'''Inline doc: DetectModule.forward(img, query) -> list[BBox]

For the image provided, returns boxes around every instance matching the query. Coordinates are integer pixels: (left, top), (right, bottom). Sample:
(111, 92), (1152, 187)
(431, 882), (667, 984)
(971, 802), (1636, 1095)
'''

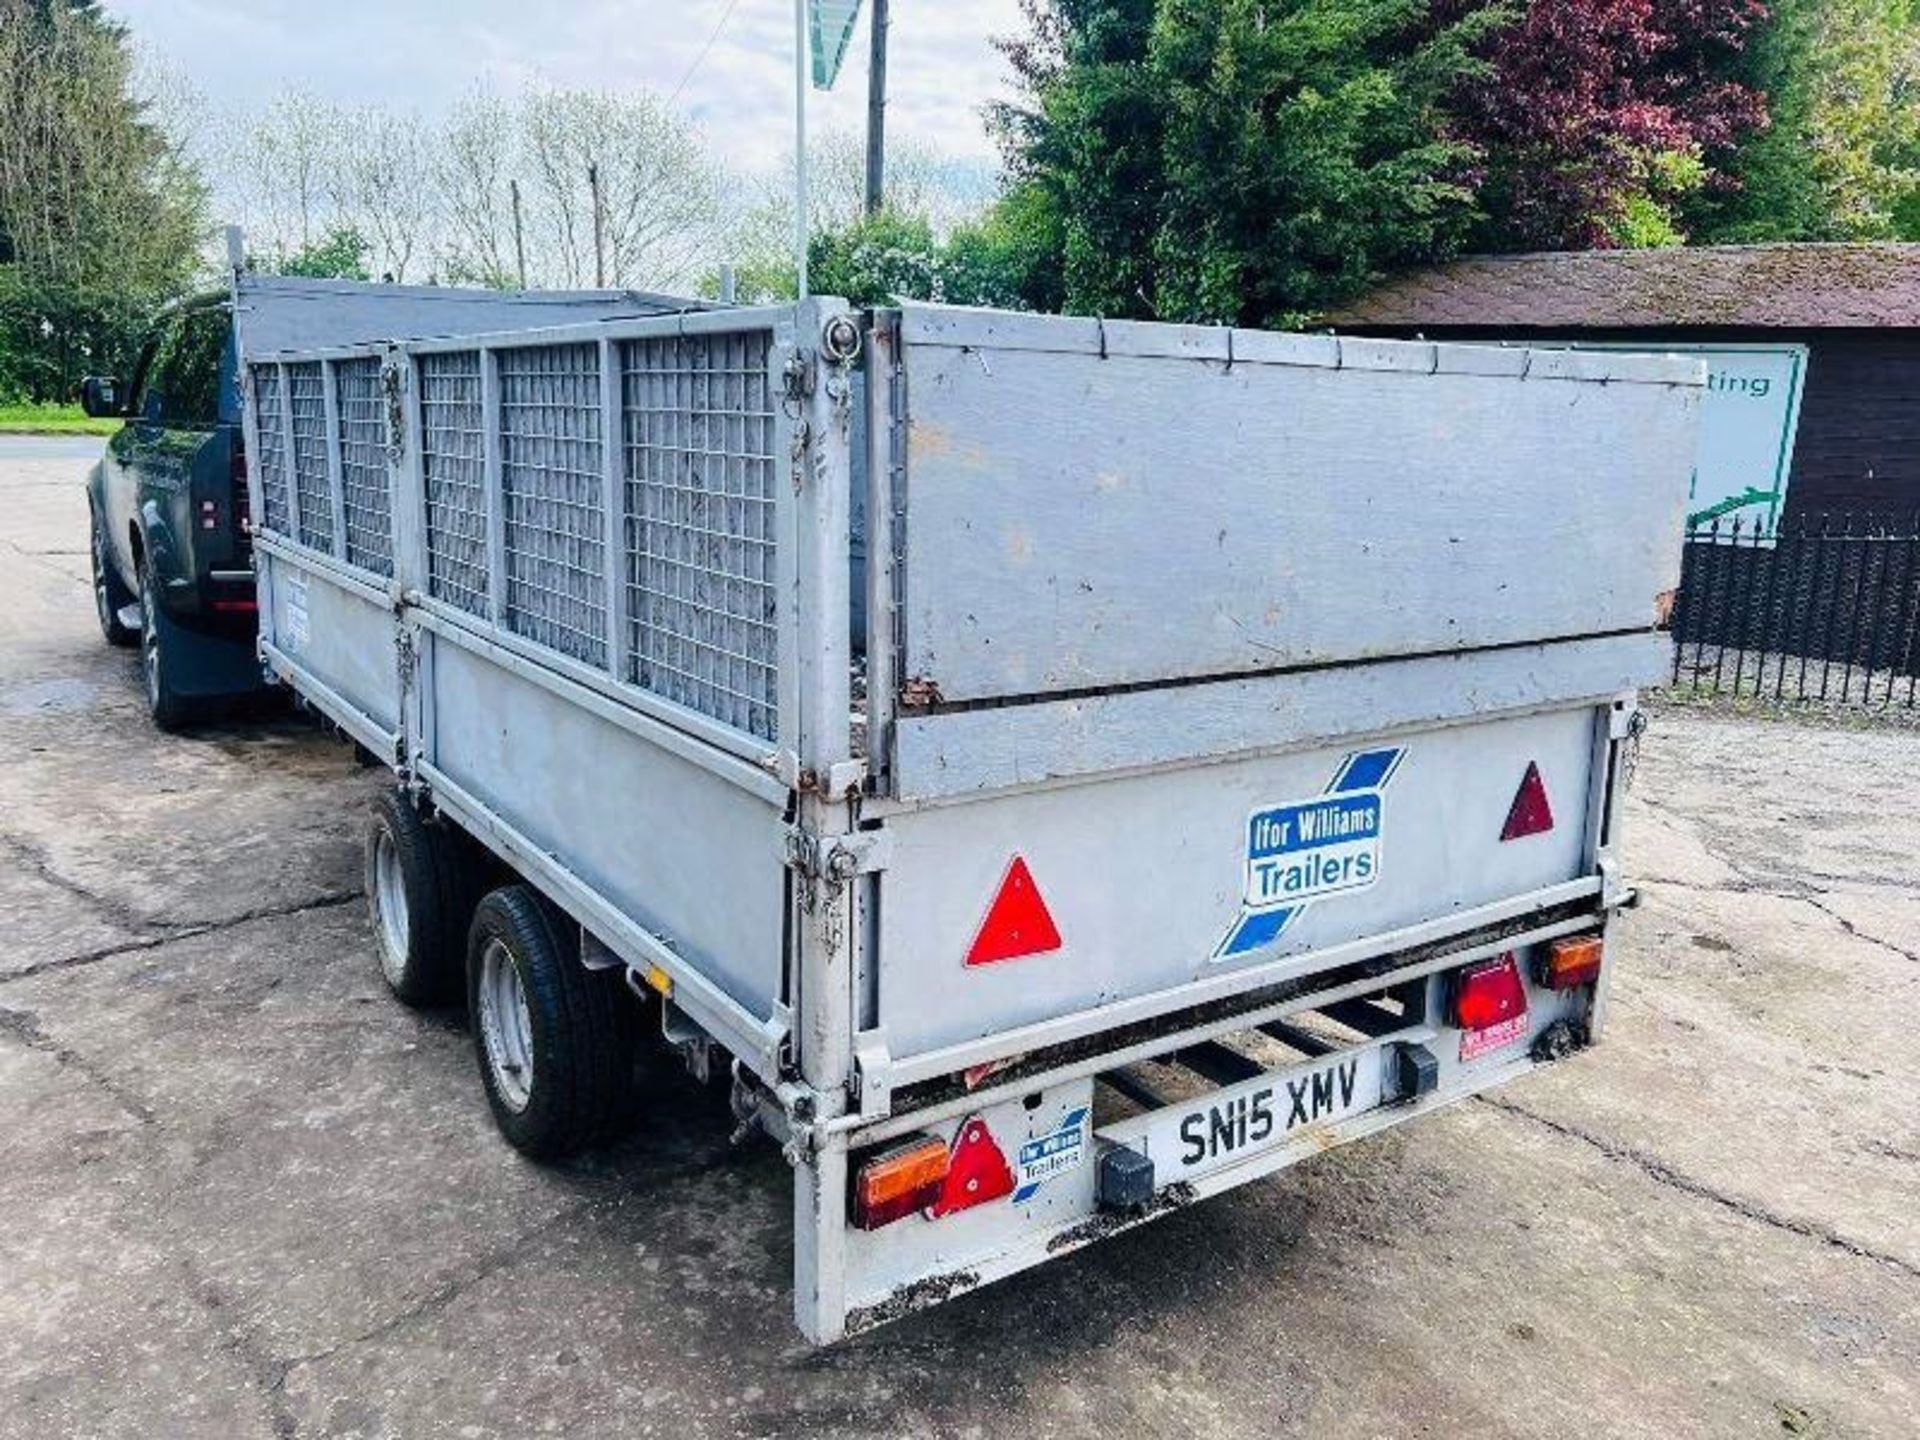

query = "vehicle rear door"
(117, 307), (229, 591)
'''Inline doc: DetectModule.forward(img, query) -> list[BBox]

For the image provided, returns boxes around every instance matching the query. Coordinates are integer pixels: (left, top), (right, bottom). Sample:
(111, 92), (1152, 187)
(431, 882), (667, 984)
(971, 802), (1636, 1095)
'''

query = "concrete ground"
(2, 435), (1916, 1440)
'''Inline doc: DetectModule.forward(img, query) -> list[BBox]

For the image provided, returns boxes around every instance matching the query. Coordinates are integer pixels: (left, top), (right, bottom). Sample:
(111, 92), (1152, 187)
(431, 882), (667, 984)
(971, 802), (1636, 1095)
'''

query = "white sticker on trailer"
(1104, 1045), (1389, 1187)
(284, 574), (310, 651)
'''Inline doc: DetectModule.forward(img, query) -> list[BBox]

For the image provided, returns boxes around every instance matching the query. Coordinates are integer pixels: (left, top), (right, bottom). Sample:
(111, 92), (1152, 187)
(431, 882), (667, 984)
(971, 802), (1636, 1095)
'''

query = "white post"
(794, 0), (810, 298)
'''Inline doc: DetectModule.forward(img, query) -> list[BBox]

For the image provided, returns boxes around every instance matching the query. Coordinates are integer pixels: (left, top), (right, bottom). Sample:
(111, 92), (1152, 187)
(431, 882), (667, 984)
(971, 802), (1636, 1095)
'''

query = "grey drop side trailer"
(233, 276), (1702, 1342)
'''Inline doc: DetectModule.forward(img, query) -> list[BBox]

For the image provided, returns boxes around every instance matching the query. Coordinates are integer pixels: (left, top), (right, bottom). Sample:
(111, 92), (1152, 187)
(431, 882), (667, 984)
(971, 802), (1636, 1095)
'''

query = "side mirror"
(79, 375), (122, 418)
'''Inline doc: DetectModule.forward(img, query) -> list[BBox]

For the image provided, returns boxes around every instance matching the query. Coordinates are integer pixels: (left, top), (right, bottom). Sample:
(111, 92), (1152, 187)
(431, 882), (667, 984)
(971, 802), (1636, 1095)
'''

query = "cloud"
(107, 0), (1027, 172)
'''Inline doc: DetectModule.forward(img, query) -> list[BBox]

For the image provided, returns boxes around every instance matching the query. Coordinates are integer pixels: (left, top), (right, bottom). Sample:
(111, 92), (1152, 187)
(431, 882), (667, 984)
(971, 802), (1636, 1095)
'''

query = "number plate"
(1102, 1044), (1391, 1187)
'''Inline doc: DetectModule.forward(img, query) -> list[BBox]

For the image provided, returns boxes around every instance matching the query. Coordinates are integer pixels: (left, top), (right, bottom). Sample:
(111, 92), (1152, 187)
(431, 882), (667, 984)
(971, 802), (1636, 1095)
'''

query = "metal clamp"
(785, 828), (893, 884)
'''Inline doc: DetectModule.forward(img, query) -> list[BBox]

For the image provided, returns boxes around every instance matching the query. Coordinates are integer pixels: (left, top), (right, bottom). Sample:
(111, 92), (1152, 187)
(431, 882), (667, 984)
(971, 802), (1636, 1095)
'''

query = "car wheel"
(365, 788), (480, 1008)
(137, 550), (193, 731)
(92, 514), (138, 648)
(468, 885), (634, 1161)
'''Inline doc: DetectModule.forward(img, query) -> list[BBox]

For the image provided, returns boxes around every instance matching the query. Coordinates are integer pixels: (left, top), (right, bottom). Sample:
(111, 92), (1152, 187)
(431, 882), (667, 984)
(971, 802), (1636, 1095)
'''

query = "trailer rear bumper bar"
(837, 1036), (1555, 1339)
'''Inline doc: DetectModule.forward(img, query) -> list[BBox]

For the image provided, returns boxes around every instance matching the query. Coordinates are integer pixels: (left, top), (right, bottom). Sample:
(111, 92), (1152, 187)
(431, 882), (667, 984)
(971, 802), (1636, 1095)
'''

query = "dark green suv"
(83, 295), (264, 728)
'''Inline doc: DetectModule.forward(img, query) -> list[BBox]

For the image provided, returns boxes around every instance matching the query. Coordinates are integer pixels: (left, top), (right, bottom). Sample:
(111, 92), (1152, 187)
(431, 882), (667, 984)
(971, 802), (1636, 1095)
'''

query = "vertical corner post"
(320, 359), (348, 561)
(481, 347), (507, 628)
(600, 336), (627, 681)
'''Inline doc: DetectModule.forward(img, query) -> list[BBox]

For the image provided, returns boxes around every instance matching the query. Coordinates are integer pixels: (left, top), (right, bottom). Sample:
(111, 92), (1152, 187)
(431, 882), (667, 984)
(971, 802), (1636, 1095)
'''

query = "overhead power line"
(668, 0), (746, 109)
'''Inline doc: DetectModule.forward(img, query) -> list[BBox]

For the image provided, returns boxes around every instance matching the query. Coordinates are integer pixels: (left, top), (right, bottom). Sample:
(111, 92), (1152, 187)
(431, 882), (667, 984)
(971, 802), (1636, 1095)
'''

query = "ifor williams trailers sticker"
(1215, 747), (1407, 961)
(1012, 1106), (1088, 1203)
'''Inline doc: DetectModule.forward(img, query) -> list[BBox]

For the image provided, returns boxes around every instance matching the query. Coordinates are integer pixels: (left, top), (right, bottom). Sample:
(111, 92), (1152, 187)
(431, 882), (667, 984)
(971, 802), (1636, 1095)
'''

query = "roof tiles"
(1330, 244), (1920, 330)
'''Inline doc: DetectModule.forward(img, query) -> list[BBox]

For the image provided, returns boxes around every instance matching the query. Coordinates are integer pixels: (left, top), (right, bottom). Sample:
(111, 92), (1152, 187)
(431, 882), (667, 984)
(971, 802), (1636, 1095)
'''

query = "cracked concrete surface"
(2, 437), (1917, 1438)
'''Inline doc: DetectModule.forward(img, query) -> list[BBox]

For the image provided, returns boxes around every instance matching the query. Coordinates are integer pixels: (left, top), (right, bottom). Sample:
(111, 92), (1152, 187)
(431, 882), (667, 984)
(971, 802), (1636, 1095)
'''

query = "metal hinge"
(395, 627), (418, 689)
(785, 828), (892, 884)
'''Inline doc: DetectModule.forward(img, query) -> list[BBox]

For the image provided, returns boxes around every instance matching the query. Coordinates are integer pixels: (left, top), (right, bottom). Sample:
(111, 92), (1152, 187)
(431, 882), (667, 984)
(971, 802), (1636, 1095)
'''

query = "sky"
(104, 0), (1028, 173)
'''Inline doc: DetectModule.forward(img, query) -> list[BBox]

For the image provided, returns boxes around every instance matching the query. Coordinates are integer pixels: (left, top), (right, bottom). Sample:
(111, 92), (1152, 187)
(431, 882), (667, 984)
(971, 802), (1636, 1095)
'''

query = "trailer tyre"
(467, 885), (632, 1161)
(366, 789), (475, 1007)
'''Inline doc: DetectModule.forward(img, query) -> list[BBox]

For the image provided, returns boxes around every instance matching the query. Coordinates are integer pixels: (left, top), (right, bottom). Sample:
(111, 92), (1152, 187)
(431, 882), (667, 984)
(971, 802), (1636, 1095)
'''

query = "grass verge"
(0, 402), (118, 436)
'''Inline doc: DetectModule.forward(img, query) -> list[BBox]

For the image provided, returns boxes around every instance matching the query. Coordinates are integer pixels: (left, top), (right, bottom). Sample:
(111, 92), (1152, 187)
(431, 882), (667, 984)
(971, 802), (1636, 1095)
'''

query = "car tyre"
(138, 548), (193, 730)
(468, 885), (633, 1161)
(365, 788), (479, 1008)
(92, 512), (138, 648)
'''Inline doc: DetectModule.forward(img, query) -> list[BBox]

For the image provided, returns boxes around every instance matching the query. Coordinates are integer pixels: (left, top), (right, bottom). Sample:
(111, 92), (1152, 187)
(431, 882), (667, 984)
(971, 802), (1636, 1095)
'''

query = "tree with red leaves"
(1458, 0), (1772, 249)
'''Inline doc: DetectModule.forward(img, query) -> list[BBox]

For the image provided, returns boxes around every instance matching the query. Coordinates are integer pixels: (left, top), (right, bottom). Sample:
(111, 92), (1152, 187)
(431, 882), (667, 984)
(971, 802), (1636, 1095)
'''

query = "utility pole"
(794, 0), (810, 297)
(864, 0), (889, 217)
(588, 162), (607, 288)
(509, 179), (528, 290)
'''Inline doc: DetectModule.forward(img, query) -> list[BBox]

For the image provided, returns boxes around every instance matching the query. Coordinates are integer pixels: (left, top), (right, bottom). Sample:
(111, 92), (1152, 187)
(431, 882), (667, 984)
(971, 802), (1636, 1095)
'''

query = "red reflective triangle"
(929, 1115), (1015, 1216)
(965, 855), (1063, 966)
(1501, 761), (1556, 841)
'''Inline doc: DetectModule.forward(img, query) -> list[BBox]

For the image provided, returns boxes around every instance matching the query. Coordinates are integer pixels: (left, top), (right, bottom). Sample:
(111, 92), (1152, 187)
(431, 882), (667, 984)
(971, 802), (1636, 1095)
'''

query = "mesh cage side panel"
(499, 344), (607, 666)
(621, 331), (779, 742)
(420, 352), (490, 617)
(287, 363), (334, 552)
(336, 357), (393, 577)
(252, 365), (292, 536)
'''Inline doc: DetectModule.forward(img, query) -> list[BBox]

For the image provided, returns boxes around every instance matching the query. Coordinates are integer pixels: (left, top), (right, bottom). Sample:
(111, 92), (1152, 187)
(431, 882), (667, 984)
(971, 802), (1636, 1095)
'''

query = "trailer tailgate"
(875, 702), (1611, 1064)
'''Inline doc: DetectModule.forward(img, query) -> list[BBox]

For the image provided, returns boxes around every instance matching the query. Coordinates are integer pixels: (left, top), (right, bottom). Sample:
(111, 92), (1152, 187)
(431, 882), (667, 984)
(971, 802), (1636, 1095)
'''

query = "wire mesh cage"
(287, 362), (335, 554)
(419, 351), (491, 618)
(619, 331), (781, 742)
(252, 365), (292, 536)
(498, 344), (607, 667)
(335, 357), (394, 578)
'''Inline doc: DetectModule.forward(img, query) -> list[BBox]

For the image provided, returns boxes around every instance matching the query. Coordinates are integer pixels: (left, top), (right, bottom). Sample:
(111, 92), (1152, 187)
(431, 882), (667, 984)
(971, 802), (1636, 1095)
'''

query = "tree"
(0, 0), (207, 399)
(1691, 0), (1920, 242)
(994, 0), (1504, 326)
(1455, 0), (1771, 251)
(264, 227), (373, 281)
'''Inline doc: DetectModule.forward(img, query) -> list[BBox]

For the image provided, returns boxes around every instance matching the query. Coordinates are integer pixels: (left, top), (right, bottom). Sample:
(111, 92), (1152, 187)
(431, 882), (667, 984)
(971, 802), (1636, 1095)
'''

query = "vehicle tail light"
(231, 449), (252, 536)
(199, 499), (219, 532)
(1541, 935), (1604, 990)
(852, 1136), (950, 1231)
(929, 1115), (1015, 1217)
(1454, 953), (1527, 1032)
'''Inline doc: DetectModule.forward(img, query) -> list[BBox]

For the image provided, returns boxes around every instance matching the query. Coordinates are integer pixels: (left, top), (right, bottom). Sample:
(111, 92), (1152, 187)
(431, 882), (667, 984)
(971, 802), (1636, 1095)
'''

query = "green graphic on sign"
(1569, 342), (1809, 536)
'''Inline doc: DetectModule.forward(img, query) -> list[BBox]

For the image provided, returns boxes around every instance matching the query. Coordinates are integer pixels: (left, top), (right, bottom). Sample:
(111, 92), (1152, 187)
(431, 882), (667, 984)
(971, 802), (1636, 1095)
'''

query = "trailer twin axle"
(232, 275), (1699, 1341)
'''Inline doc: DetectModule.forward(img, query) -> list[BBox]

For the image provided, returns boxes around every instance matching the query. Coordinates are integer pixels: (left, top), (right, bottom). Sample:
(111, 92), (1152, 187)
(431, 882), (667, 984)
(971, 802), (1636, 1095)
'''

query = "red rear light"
(1454, 956), (1526, 1030)
(1454, 953), (1530, 1060)
(852, 1136), (950, 1231)
(231, 449), (252, 535)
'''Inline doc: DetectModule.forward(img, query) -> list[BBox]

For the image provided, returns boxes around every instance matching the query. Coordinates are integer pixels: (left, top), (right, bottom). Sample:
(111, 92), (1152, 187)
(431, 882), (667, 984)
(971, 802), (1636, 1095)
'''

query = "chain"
(1622, 708), (1649, 790)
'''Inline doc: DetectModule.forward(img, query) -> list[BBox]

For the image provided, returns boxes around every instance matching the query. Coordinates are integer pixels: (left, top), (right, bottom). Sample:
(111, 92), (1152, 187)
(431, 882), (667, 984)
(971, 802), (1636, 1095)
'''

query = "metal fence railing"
(1669, 513), (1920, 708)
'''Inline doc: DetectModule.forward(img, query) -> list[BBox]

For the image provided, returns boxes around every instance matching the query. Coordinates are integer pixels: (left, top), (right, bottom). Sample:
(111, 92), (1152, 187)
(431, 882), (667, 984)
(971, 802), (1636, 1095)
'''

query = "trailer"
(231, 273), (1701, 1342)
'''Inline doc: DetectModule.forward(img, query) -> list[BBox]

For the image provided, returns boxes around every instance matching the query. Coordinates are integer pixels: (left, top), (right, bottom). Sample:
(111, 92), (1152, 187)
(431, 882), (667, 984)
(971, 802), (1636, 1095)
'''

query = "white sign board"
(1569, 343), (1809, 535)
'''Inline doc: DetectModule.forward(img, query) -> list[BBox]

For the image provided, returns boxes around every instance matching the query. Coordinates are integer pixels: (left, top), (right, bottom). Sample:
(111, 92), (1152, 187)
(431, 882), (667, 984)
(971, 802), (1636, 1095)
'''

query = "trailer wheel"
(365, 789), (475, 1007)
(467, 885), (632, 1160)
